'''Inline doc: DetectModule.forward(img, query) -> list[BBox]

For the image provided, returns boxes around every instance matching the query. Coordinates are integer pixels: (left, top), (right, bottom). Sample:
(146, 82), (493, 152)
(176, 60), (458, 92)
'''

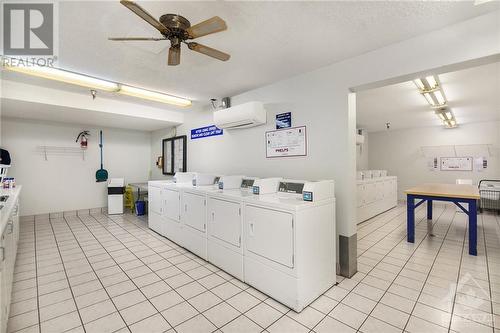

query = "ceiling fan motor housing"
(160, 14), (191, 40)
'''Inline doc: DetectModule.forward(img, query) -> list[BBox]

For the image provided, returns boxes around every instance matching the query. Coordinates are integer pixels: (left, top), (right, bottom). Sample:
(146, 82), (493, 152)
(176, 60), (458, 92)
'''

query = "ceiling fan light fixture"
(3, 62), (119, 92)
(118, 85), (191, 107)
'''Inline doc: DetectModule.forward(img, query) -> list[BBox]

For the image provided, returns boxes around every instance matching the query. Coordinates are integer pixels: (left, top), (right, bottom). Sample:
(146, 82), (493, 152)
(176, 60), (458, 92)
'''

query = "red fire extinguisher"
(76, 131), (90, 149)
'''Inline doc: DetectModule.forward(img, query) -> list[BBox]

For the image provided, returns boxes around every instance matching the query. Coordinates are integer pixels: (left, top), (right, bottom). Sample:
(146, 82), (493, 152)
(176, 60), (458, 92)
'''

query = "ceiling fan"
(109, 0), (230, 66)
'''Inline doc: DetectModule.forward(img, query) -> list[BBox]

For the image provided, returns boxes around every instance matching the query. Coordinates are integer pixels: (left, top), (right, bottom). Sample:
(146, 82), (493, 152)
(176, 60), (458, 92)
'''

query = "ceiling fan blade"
(187, 16), (227, 39)
(120, 0), (170, 35)
(168, 47), (181, 66)
(187, 42), (230, 61)
(108, 37), (166, 41)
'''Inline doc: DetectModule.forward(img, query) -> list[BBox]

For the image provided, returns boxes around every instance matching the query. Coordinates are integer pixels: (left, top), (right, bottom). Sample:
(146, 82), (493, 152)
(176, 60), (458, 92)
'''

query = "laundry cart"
(478, 180), (500, 214)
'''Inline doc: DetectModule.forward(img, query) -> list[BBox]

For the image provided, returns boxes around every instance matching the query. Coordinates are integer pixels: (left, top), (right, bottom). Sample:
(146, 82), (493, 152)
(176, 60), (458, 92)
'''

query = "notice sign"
(276, 112), (292, 129)
(191, 125), (223, 140)
(266, 126), (307, 158)
(440, 157), (473, 171)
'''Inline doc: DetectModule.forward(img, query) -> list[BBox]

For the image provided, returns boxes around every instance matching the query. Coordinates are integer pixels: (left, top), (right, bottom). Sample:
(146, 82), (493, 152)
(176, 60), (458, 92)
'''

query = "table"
(128, 182), (148, 202)
(405, 183), (480, 255)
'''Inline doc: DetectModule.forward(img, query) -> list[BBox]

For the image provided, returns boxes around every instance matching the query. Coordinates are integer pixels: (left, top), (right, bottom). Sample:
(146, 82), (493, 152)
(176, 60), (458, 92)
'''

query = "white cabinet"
(357, 176), (398, 223)
(0, 196), (20, 333)
(245, 205), (294, 268)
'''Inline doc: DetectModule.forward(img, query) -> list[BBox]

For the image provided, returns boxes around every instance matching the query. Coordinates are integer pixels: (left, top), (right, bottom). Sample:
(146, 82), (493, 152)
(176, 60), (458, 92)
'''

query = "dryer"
(242, 179), (336, 312)
(180, 173), (219, 260)
(206, 176), (257, 280)
(160, 172), (199, 245)
(148, 179), (176, 234)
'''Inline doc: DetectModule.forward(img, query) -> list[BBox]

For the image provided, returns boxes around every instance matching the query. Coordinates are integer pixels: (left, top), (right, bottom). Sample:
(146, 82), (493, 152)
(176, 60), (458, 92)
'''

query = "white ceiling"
(1, 99), (178, 131)
(5, 0), (497, 106)
(356, 61), (500, 132)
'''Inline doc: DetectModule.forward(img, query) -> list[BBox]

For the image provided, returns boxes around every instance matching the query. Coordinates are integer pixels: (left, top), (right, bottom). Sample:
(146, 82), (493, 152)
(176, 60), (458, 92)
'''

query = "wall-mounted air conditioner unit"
(214, 101), (266, 129)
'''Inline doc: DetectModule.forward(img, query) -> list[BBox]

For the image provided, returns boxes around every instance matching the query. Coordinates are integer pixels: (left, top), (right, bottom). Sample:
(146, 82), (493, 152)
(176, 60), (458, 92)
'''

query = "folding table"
(405, 183), (480, 255)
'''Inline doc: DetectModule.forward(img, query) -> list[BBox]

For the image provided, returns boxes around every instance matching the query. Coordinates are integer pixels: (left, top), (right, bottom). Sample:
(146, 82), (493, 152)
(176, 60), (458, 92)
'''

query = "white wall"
(172, 11), (500, 240)
(368, 121), (500, 199)
(150, 127), (176, 181)
(1, 118), (152, 216)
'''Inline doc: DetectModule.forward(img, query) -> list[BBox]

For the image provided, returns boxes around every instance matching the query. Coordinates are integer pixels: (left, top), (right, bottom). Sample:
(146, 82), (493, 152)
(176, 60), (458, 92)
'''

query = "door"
(148, 186), (162, 214)
(208, 198), (241, 247)
(163, 188), (181, 221)
(245, 205), (294, 268)
(183, 192), (206, 232)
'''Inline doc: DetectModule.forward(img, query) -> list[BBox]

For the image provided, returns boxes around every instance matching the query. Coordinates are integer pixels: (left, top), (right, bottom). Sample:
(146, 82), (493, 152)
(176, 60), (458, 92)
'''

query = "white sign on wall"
(266, 126), (307, 158)
(440, 157), (473, 171)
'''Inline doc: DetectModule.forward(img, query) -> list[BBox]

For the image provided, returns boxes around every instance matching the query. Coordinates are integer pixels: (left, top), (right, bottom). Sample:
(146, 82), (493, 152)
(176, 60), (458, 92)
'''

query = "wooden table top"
(405, 183), (480, 199)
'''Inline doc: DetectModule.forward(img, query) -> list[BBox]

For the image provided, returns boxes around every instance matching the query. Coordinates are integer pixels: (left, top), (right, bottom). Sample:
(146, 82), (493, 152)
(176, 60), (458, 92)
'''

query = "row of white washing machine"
(148, 172), (336, 312)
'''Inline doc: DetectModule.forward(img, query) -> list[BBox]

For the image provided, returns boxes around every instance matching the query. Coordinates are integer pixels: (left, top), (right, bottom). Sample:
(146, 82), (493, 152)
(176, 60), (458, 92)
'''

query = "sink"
(0, 195), (8, 203)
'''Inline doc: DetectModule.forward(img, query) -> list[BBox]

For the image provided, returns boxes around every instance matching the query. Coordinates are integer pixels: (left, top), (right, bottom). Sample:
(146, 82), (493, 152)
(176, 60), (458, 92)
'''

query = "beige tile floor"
(7, 203), (500, 333)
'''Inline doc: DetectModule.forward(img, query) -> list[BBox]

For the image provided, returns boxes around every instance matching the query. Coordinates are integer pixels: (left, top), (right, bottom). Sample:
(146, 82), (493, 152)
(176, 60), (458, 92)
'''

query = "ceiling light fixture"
(118, 85), (192, 107)
(2, 60), (192, 107)
(425, 76), (438, 90)
(415, 74), (457, 128)
(3, 62), (120, 92)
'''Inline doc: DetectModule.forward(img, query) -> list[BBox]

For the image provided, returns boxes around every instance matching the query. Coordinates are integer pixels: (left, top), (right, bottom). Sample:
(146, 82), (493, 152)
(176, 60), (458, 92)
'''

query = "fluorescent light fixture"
(426, 76), (438, 90)
(3, 63), (119, 92)
(118, 85), (192, 107)
(434, 90), (446, 106)
(413, 79), (425, 90)
(422, 92), (435, 106)
(2, 60), (192, 107)
(475, 0), (494, 5)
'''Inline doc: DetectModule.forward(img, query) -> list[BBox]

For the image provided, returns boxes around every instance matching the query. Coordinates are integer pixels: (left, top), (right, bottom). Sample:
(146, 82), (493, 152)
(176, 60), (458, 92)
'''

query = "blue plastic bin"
(135, 200), (145, 216)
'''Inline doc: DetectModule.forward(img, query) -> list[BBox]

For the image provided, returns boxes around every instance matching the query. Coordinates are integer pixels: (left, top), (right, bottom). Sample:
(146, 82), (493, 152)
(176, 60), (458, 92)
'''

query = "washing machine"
(160, 172), (198, 244)
(206, 176), (257, 280)
(242, 179), (336, 312)
(148, 180), (172, 234)
(180, 173), (220, 260)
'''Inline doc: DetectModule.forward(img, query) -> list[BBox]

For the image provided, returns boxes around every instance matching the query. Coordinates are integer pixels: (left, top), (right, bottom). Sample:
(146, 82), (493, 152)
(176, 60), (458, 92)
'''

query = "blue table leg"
(427, 199), (433, 220)
(407, 195), (415, 243)
(468, 199), (477, 256)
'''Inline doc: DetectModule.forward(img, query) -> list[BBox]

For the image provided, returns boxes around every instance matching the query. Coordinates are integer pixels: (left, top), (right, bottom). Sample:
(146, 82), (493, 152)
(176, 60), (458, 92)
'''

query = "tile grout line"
(46, 218), (87, 332)
(99, 213), (291, 332)
(55, 215), (130, 332)
(445, 210), (468, 333)
(360, 203), (451, 333)
(102, 213), (297, 332)
(308, 204), (446, 332)
(82, 212), (231, 332)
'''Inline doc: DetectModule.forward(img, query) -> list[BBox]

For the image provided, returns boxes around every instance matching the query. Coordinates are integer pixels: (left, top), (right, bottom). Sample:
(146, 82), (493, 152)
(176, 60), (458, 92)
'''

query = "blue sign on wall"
(276, 112), (292, 129)
(191, 125), (223, 140)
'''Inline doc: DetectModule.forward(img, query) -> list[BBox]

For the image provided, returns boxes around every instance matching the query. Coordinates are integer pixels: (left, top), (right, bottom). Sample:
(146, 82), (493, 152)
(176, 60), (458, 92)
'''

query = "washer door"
(245, 205), (294, 268)
(208, 198), (241, 247)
